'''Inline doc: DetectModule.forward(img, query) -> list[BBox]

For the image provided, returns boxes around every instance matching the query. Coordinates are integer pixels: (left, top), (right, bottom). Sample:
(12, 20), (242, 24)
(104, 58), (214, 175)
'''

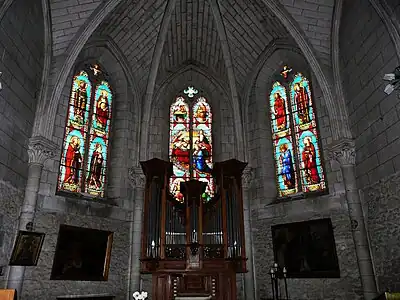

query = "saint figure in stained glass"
(58, 65), (113, 199)
(169, 90), (213, 203)
(63, 134), (83, 188)
(279, 143), (295, 189)
(96, 90), (109, 129)
(273, 91), (287, 131)
(270, 68), (327, 197)
(87, 143), (104, 189)
(301, 136), (320, 185)
(193, 129), (212, 173)
(293, 82), (310, 124)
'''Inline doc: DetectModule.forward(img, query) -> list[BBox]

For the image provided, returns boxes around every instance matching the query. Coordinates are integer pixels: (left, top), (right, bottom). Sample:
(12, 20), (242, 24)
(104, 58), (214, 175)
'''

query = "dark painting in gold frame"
(50, 225), (113, 281)
(9, 231), (45, 266)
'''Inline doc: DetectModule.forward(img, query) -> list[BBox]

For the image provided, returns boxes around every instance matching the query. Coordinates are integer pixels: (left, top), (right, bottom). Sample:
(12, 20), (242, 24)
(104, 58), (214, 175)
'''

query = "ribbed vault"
(93, 0), (298, 96)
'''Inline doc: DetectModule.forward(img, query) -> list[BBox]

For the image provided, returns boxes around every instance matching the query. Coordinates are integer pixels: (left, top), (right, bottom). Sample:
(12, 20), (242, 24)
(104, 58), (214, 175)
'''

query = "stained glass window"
(58, 65), (113, 199)
(270, 70), (326, 198)
(169, 90), (214, 203)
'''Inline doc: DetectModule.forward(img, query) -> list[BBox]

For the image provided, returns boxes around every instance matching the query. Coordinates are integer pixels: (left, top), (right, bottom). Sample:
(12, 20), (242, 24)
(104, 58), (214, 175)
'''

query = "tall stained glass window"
(270, 68), (326, 198)
(58, 64), (113, 199)
(169, 87), (214, 203)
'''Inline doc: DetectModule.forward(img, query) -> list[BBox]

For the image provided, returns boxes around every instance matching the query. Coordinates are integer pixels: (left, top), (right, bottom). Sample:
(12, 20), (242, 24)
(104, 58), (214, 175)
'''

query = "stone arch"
(38, 0), (125, 139)
(247, 48), (341, 206)
(47, 45), (137, 206)
(33, 0), (53, 135)
(146, 66), (235, 163)
(259, 0), (347, 141)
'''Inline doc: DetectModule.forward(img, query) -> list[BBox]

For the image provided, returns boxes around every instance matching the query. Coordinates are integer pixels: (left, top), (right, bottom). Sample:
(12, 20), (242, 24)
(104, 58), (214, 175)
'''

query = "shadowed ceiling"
(93, 0), (334, 96)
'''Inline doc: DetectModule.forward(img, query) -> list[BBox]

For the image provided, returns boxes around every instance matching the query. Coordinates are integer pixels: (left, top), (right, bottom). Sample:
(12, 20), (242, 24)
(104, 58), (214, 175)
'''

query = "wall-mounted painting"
(272, 218), (340, 278)
(50, 225), (113, 281)
(9, 231), (45, 266)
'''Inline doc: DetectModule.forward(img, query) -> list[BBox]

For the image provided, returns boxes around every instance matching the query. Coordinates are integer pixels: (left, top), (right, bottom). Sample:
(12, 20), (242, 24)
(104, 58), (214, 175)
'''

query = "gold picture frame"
(9, 231), (45, 266)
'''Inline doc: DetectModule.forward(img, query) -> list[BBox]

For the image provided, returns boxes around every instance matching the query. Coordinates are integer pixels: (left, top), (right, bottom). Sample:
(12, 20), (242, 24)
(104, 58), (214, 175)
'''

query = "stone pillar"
(242, 167), (256, 300)
(128, 167), (146, 298)
(329, 140), (378, 300)
(7, 136), (57, 294)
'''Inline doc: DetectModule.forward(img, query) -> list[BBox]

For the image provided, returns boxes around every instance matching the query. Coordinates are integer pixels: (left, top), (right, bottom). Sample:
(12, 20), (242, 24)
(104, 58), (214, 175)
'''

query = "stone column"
(329, 140), (378, 300)
(242, 167), (256, 300)
(127, 167), (146, 298)
(7, 136), (57, 294)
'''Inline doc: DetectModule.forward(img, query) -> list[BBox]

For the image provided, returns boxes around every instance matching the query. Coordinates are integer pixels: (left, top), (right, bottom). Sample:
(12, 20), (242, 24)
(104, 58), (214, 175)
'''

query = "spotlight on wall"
(383, 66), (400, 95)
(0, 72), (2, 91)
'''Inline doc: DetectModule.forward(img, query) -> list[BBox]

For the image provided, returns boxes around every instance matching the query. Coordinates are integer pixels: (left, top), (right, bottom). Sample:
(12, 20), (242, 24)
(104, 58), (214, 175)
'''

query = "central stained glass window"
(169, 89), (213, 203)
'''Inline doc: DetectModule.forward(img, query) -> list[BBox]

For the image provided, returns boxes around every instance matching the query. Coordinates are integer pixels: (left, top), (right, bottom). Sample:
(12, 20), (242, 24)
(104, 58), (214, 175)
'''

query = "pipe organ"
(140, 158), (247, 300)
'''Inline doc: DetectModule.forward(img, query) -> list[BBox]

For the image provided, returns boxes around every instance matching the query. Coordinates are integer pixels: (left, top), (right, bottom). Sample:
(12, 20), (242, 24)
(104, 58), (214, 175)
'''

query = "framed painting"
(9, 231), (45, 266)
(272, 218), (340, 278)
(50, 225), (113, 281)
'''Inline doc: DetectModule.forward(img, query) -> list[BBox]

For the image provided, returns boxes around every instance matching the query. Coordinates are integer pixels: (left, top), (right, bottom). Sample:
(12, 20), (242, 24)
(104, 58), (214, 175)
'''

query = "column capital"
(128, 167), (146, 189)
(242, 166), (254, 190)
(27, 136), (58, 166)
(328, 139), (356, 166)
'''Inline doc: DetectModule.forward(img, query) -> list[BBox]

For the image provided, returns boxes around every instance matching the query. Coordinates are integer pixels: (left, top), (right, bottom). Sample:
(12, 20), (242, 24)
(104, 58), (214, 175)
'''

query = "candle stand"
(268, 262), (289, 300)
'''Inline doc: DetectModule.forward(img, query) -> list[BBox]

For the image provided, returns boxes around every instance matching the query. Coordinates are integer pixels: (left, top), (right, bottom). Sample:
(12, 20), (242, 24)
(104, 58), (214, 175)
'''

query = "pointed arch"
(58, 65), (113, 199)
(270, 71), (327, 198)
(169, 90), (214, 203)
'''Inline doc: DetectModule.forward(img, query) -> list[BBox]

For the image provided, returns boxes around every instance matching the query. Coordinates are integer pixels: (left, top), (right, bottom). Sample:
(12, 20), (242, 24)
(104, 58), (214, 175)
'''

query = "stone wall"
(251, 196), (363, 300)
(0, 181), (24, 288)
(21, 202), (131, 300)
(0, 0), (44, 188)
(340, 0), (400, 294)
(363, 172), (400, 292)
(151, 68), (236, 161)
(340, 0), (400, 188)
(246, 47), (354, 298)
(0, 0), (45, 290)
(15, 45), (138, 299)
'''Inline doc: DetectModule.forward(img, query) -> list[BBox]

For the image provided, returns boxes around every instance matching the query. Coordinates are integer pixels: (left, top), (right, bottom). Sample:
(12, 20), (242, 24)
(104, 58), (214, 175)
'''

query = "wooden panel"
(152, 274), (172, 300)
(152, 272), (235, 300)
(0, 289), (16, 300)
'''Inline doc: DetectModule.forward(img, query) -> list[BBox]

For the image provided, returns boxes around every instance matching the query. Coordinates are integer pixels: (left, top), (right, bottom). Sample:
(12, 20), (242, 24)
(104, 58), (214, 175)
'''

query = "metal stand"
(268, 262), (289, 300)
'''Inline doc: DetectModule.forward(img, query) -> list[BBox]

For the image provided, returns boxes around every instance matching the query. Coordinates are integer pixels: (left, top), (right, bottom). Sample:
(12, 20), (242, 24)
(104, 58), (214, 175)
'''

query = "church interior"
(0, 0), (399, 299)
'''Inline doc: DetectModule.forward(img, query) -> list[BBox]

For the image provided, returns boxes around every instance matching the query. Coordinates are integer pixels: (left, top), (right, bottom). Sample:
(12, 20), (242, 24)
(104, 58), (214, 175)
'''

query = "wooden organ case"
(140, 158), (247, 300)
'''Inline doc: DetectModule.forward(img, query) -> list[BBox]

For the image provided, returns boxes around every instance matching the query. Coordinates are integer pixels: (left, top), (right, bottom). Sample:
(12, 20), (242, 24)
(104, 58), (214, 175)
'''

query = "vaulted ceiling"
(63, 0), (336, 96)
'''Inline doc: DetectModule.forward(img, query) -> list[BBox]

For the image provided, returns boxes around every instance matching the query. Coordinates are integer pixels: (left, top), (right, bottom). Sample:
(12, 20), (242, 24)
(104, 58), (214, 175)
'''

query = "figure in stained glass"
(63, 135), (83, 186)
(171, 131), (191, 170)
(87, 143), (104, 189)
(194, 102), (208, 123)
(293, 82), (310, 124)
(301, 136), (320, 185)
(74, 82), (88, 121)
(96, 90), (109, 130)
(193, 130), (212, 174)
(273, 92), (287, 131)
(279, 143), (295, 189)
(270, 82), (290, 138)
(69, 72), (91, 128)
(171, 97), (189, 123)
(169, 90), (214, 202)
(170, 177), (186, 203)
(270, 68), (327, 197)
(58, 65), (113, 199)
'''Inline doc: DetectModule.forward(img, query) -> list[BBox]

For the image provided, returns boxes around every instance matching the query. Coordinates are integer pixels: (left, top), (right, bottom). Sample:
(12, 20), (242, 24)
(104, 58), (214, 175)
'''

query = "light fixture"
(383, 66), (400, 95)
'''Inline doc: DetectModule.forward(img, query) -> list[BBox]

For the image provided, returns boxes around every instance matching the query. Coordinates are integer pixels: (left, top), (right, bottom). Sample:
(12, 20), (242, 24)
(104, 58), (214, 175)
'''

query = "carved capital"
(129, 167), (146, 189)
(242, 166), (254, 190)
(328, 139), (356, 166)
(27, 136), (58, 165)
